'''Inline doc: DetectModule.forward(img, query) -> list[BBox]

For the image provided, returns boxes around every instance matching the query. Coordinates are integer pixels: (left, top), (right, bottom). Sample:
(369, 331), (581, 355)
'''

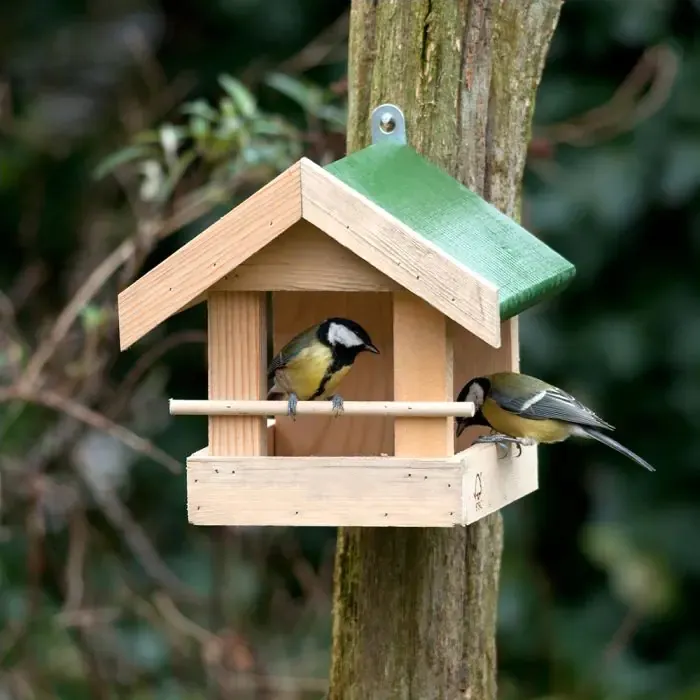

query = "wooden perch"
(170, 399), (476, 418)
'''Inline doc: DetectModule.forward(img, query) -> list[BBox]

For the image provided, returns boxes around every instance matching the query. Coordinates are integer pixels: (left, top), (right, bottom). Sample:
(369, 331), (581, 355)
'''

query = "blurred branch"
(124, 24), (168, 97)
(278, 11), (350, 74)
(0, 387), (181, 473)
(151, 592), (327, 696)
(531, 44), (679, 158)
(278, 531), (330, 605)
(63, 509), (88, 612)
(152, 591), (215, 646)
(0, 80), (12, 130)
(78, 475), (198, 603)
(604, 607), (643, 663)
(109, 330), (207, 420)
(16, 241), (134, 394)
(6, 262), (48, 313)
(119, 23), (196, 134)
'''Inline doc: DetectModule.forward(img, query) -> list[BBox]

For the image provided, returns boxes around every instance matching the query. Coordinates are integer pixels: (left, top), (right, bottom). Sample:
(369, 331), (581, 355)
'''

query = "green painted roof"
(325, 144), (575, 319)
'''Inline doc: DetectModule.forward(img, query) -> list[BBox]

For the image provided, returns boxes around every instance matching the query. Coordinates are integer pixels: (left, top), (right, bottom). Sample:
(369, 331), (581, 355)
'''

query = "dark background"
(1, 0), (699, 698)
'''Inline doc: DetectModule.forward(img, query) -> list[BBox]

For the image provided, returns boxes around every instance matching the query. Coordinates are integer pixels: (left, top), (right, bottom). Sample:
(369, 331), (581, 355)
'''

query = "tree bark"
(330, 1), (563, 699)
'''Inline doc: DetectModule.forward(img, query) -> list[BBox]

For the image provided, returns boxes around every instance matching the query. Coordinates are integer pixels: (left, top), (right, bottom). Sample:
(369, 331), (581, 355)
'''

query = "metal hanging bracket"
(371, 103), (407, 145)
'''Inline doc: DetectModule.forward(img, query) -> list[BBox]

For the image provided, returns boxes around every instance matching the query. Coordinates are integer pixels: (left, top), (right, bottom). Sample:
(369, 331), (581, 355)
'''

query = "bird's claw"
(287, 393), (299, 421)
(496, 442), (511, 459)
(330, 394), (344, 417)
(474, 433), (525, 459)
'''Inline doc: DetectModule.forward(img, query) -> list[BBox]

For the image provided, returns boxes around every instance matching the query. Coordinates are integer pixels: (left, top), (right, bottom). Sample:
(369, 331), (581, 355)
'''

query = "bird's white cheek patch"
(328, 322), (363, 348)
(467, 384), (485, 409)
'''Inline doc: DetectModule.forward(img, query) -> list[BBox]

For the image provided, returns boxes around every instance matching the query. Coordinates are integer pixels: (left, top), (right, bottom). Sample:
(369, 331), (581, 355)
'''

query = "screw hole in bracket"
(371, 104), (407, 145)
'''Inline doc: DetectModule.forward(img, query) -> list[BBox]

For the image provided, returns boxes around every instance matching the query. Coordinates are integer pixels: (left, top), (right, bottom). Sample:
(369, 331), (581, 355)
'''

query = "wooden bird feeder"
(117, 142), (575, 528)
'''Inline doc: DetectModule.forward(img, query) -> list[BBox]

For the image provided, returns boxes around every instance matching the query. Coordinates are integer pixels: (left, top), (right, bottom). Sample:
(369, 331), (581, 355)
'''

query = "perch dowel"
(169, 399), (475, 418)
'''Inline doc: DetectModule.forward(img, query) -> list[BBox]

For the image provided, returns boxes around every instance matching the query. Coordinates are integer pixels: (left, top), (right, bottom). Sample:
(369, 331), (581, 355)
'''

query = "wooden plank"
(271, 292), (393, 457)
(185, 442), (536, 527)
(459, 443), (538, 524)
(300, 158), (501, 348)
(212, 220), (400, 292)
(454, 318), (520, 454)
(118, 163), (301, 350)
(187, 453), (463, 527)
(207, 291), (267, 456)
(170, 399), (475, 417)
(393, 292), (453, 457)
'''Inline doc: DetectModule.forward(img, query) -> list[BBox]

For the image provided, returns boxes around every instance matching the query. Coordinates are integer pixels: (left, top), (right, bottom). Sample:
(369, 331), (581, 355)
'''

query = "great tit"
(267, 317), (379, 418)
(455, 372), (655, 472)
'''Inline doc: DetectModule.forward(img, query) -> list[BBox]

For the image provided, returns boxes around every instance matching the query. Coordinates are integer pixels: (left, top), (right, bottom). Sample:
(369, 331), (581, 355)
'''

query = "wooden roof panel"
(324, 144), (576, 319)
(117, 145), (574, 350)
(117, 163), (302, 350)
(300, 159), (501, 347)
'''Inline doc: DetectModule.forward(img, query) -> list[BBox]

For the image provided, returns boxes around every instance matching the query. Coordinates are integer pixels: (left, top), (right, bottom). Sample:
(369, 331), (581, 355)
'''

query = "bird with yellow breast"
(267, 317), (379, 418)
(455, 371), (655, 472)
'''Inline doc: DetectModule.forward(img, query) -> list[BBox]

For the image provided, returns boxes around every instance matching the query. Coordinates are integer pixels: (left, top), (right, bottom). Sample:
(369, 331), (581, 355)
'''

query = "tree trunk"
(329, 1), (563, 699)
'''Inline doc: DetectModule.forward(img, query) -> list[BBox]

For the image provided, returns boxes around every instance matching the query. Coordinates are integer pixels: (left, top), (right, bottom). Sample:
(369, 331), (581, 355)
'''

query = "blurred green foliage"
(1, 0), (700, 698)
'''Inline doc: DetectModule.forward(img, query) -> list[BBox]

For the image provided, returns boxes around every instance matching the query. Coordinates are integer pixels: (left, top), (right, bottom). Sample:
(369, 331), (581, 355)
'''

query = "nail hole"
(295, 511), (299, 515)
(379, 114), (396, 134)
(424, 476), (428, 480)
(197, 506), (201, 510)
(384, 513), (388, 517)
(231, 470), (236, 474)
(194, 479), (198, 483)
(214, 469), (219, 473)
(407, 473), (412, 477)
(448, 483), (452, 488)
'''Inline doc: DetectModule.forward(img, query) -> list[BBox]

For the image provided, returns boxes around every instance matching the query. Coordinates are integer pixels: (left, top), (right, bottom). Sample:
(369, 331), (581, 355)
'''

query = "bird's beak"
(365, 343), (380, 354)
(455, 421), (465, 438)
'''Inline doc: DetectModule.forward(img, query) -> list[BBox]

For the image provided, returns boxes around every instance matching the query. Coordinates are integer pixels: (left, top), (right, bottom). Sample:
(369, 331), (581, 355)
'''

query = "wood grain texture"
(212, 220), (400, 292)
(185, 443), (536, 527)
(330, 1), (563, 699)
(187, 453), (463, 527)
(300, 159), (501, 348)
(117, 163), (301, 350)
(326, 144), (575, 319)
(271, 292), (393, 457)
(393, 293), (453, 456)
(207, 292), (266, 456)
(459, 443), (538, 523)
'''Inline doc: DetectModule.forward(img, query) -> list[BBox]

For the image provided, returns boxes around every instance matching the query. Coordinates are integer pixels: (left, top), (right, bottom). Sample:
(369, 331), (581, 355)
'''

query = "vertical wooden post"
(330, 1), (564, 698)
(207, 291), (267, 456)
(393, 292), (453, 457)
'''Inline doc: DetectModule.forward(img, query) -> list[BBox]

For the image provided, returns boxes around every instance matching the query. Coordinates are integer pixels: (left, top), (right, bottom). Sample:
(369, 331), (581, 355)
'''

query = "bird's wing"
(267, 325), (317, 380)
(490, 384), (614, 431)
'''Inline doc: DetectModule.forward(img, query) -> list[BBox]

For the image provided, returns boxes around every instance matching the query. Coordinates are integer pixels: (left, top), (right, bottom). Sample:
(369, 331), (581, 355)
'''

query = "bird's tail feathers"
(576, 426), (655, 472)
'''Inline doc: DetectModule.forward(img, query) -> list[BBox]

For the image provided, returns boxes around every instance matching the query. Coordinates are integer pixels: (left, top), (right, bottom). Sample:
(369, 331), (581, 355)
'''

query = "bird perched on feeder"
(267, 317), (379, 418)
(455, 372), (655, 472)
